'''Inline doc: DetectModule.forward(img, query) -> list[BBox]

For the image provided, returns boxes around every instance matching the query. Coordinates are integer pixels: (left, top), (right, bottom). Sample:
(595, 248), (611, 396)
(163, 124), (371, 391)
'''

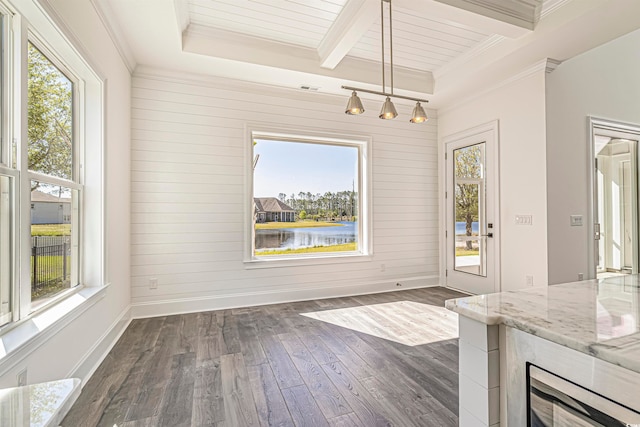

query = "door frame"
(441, 120), (501, 294)
(587, 116), (640, 278)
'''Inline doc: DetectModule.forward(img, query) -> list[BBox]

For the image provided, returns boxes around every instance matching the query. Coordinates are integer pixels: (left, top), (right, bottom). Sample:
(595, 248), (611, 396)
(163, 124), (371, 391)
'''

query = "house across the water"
(254, 197), (295, 223)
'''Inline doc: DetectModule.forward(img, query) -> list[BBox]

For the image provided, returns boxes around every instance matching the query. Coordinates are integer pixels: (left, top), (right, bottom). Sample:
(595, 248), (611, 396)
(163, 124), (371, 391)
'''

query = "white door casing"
(444, 121), (500, 295)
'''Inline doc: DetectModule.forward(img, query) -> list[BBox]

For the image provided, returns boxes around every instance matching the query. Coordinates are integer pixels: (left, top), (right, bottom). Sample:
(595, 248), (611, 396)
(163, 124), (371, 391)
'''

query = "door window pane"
(454, 143), (486, 276)
(30, 181), (75, 306)
(27, 43), (73, 180)
(595, 137), (638, 277)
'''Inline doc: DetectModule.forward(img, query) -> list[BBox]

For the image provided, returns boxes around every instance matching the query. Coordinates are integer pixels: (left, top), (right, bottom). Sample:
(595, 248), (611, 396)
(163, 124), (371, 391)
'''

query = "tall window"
(0, 0), (102, 331)
(250, 132), (369, 260)
(27, 43), (80, 309)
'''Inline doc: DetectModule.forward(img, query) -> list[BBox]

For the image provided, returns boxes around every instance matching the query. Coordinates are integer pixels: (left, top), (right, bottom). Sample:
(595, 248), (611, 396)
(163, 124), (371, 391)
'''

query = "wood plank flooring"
(62, 287), (465, 427)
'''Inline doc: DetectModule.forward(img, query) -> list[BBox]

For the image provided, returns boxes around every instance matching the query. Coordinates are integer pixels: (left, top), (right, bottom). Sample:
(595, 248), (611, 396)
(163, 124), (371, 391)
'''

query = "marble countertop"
(0, 378), (80, 426)
(445, 275), (640, 373)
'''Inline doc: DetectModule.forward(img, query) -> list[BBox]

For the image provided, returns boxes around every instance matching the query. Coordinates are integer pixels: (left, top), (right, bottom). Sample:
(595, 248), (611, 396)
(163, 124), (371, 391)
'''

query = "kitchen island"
(446, 275), (640, 426)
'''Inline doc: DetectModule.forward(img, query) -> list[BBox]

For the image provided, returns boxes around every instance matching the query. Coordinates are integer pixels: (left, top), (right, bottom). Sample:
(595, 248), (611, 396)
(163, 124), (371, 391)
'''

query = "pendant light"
(410, 102), (428, 123)
(345, 91), (365, 115)
(379, 97), (397, 119)
(342, 0), (428, 123)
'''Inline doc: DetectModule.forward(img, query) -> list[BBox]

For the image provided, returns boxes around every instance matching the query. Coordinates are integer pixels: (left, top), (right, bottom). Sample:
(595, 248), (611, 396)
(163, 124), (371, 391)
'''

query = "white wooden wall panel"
(131, 73), (439, 315)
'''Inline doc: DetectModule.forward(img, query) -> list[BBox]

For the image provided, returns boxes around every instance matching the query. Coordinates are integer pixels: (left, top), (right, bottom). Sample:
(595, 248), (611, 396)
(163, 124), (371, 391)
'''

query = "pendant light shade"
(345, 91), (365, 115)
(341, 0), (428, 122)
(410, 102), (428, 123)
(379, 97), (397, 120)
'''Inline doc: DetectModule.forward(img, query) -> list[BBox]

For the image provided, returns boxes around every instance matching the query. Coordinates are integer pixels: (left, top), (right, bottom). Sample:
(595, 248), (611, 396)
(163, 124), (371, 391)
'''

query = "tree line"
(278, 191), (358, 221)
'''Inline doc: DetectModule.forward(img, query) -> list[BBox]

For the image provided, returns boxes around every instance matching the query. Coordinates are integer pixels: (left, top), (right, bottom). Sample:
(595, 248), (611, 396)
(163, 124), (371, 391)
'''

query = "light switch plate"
(515, 215), (532, 225)
(570, 215), (583, 226)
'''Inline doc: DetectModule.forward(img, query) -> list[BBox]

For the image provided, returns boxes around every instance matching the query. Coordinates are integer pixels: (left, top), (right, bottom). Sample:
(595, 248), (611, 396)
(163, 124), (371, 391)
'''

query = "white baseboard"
(131, 275), (440, 319)
(67, 304), (132, 385)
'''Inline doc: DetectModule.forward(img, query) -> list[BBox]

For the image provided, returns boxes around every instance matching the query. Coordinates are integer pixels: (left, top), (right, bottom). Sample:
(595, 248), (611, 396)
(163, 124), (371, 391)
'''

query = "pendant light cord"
(389, 0), (393, 95)
(380, 0), (385, 93)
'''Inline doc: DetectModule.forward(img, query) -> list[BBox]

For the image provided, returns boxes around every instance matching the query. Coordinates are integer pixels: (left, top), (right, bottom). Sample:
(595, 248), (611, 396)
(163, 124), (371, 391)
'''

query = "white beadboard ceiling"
(101, 0), (640, 107)
(187, 0), (349, 49)
(349, 4), (493, 72)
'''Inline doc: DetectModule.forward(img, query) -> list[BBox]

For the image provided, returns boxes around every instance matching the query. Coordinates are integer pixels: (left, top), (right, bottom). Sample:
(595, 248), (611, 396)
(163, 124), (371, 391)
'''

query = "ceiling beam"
(183, 25), (434, 95)
(317, 0), (379, 70)
(393, 0), (537, 38)
(173, 0), (190, 34)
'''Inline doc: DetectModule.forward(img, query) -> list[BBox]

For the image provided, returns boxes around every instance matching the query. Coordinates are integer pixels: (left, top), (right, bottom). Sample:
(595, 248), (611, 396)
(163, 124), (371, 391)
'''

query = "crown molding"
(544, 58), (562, 73)
(433, 0), (543, 30)
(438, 57), (559, 116)
(90, 0), (136, 73)
(540, 0), (573, 19)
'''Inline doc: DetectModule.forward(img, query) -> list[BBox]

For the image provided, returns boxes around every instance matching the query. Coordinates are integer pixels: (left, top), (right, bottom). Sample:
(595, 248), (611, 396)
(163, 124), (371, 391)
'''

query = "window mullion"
(14, 13), (30, 320)
(27, 171), (81, 191)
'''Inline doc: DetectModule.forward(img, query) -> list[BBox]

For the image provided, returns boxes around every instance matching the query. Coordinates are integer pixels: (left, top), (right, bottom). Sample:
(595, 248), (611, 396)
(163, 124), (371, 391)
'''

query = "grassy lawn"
(32, 224), (71, 236)
(30, 254), (70, 299)
(255, 221), (345, 230)
(456, 248), (479, 257)
(256, 242), (356, 255)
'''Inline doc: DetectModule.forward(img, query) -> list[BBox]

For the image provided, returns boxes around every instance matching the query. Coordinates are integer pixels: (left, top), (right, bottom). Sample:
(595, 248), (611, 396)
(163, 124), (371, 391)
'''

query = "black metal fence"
(31, 236), (70, 296)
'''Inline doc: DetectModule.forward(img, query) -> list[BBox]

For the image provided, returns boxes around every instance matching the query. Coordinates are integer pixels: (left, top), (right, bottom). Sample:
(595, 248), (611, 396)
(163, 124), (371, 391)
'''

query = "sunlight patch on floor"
(301, 301), (458, 346)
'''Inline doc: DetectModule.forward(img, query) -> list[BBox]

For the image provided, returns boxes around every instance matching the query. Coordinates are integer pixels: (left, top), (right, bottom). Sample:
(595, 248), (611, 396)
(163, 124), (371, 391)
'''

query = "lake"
(255, 221), (357, 251)
(456, 221), (479, 234)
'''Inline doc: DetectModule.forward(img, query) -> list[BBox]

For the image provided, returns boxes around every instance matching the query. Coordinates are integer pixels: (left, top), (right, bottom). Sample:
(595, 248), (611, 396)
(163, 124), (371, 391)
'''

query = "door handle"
(481, 233), (493, 238)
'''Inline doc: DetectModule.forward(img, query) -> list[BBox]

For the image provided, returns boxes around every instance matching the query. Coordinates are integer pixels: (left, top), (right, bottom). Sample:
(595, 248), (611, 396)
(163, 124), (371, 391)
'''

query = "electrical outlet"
(526, 275), (534, 286)
(578, 273), (584, 281)
(380, 263), (386, 272)
(149, 278), (158, 290)
(17, 368), (27, 386)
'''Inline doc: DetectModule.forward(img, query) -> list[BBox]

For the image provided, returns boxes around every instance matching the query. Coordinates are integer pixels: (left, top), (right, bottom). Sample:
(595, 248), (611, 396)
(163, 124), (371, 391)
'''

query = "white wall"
(438, 69), (548, 291)
(546, 29), (640, 284)
(130, 70), (439, 316)
(0, 0), (131, 387)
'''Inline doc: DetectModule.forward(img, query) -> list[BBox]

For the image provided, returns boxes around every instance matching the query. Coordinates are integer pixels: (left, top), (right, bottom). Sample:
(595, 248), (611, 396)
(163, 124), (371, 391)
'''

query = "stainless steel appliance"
(527, 364), (640, 426)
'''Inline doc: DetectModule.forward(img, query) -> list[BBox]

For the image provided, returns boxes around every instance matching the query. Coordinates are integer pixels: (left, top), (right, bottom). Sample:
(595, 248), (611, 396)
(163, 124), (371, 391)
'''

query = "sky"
(253, 139), (358, 198)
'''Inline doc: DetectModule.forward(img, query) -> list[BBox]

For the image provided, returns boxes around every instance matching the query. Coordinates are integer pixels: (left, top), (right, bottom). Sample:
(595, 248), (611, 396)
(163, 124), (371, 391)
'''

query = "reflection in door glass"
(454, 143), (486, 277)
(595, 136), (638, 278)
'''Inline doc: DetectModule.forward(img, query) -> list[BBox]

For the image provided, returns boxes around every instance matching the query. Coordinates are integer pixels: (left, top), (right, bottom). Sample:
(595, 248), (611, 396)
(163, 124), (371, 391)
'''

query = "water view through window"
(253, 138), (360, 257)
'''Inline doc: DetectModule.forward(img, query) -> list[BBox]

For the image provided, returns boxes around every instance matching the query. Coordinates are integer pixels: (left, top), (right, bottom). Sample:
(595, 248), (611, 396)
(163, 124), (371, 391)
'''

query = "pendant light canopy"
(345, 91), (365, 115)
(341, 0), (428, 123)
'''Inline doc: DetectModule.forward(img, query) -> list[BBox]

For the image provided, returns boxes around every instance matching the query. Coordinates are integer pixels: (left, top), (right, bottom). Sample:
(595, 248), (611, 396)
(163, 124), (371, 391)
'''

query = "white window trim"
(244, 124), (373, 268)
(0, 0), (106, 351)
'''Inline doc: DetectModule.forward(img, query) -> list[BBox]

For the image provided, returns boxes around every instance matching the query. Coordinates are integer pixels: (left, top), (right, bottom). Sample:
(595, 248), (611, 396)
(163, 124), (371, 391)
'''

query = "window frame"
(0, 0), (105, 335)
(24, 35), (83, 313)
(245, 126), (373, 267)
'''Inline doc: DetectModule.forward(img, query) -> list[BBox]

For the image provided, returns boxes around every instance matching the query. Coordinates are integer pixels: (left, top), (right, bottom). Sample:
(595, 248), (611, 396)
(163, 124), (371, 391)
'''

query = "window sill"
(0, 285), (108, 376)
(244, 252), (373, 269)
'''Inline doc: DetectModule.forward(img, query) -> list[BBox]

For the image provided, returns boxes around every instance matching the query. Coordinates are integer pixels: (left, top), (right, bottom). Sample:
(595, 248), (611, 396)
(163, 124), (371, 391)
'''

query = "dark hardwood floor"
(62, 287), (465, 427)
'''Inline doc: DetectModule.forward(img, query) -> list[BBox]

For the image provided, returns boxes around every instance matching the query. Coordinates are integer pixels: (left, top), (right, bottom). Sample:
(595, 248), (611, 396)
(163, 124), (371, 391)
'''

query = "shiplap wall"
(130, 70), (439, 316)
